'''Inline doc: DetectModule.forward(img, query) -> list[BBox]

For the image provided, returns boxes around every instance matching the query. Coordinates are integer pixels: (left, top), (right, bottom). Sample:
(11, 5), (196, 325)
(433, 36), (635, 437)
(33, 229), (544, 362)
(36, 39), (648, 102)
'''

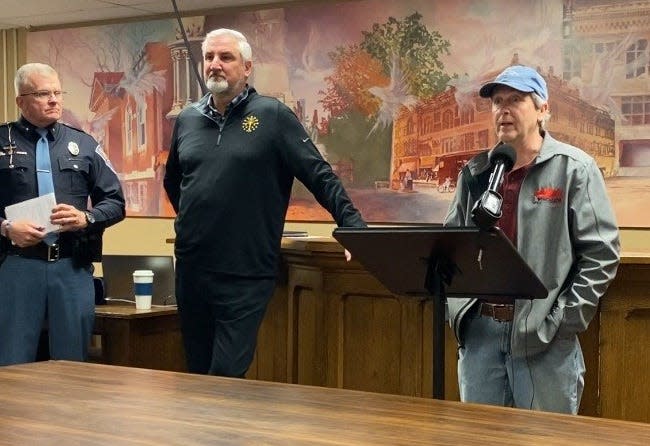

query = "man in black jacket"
(164, 28), (365, 377)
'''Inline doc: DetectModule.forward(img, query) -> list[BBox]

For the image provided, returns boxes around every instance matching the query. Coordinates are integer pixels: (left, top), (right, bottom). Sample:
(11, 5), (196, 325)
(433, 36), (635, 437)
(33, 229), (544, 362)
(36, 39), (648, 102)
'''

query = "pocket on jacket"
(57, 157), (90, 195)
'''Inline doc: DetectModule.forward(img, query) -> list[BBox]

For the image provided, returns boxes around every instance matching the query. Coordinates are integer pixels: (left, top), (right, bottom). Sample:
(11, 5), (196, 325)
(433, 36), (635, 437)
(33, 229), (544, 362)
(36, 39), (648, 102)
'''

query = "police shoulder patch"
(95, 144), (118, 175)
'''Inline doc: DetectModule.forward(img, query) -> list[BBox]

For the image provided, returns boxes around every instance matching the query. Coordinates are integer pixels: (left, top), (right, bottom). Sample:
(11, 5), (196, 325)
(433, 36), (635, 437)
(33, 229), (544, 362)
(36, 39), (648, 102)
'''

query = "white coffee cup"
(133, 269), (154, 310)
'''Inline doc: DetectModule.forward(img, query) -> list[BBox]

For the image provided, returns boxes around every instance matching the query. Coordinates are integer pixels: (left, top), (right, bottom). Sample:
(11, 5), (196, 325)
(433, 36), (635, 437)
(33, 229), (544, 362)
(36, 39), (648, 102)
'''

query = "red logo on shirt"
(534, 187), (563, 203)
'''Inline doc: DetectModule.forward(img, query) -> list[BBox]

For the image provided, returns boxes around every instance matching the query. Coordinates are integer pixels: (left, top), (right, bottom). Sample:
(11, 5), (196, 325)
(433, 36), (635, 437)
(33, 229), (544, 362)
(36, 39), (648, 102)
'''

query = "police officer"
(0, 63), (125, 366)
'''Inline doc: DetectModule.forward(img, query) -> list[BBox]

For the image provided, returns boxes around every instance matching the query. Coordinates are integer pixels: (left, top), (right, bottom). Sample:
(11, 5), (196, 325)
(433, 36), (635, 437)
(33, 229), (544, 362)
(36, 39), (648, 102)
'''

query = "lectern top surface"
(333, 226), (547, 300)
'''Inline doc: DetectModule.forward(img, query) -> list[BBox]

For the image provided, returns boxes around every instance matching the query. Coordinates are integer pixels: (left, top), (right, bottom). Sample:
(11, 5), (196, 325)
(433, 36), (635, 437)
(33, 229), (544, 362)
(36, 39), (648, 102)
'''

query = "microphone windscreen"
(489, 144), (517, 172)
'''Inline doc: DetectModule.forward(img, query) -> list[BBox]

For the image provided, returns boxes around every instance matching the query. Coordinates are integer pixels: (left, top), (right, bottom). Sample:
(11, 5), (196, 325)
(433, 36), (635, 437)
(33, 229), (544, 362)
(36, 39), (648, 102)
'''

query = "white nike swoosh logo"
(302, 137), (310, 142)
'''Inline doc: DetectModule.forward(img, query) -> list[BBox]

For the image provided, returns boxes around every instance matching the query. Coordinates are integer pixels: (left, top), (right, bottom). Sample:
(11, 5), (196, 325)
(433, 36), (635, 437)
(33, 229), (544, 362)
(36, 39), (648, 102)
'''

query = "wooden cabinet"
(246, 238), (650, 423)
(598, 260), (650, 422)
(92, 304), (186, 372)
(248, 238), (456, 398)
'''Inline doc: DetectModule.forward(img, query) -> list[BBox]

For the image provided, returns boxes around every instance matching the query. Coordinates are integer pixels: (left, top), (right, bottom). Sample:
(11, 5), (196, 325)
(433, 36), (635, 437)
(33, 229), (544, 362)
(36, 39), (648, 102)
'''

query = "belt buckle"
(47, 243), (60, 262)
(491, 304), (512, 322)
(480, 302), (513, 322)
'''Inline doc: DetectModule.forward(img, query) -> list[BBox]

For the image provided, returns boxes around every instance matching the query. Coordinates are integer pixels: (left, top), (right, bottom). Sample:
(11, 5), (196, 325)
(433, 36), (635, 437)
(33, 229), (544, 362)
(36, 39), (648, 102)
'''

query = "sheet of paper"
(4, 193), (59, 234)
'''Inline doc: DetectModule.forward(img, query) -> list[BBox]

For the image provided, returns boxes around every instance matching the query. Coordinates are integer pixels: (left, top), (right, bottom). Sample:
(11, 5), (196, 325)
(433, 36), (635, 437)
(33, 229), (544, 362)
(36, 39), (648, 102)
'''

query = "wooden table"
(93, 304), (186, 371)
(0, 361), (648, 445)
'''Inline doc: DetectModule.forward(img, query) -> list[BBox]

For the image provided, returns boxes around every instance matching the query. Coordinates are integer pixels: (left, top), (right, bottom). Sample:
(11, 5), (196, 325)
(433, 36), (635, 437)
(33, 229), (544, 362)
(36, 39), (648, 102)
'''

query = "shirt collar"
(208, 85), (250, 117)
(16, 117), (59, 139)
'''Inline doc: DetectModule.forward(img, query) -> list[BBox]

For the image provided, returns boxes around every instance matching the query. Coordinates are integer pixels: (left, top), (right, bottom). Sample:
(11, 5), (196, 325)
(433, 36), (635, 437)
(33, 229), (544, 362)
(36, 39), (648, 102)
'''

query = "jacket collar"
(467, 132), (560, 176)
(195, 86), (257, 116)
(15, 116), (60, 140)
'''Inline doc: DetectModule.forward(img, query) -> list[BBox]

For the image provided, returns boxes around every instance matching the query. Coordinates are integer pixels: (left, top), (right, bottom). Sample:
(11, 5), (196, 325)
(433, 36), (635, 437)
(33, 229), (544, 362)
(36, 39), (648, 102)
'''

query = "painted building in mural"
(563, 0), (650, 176)
(89, 41), (174, 217)
(391, 57), (616, 190)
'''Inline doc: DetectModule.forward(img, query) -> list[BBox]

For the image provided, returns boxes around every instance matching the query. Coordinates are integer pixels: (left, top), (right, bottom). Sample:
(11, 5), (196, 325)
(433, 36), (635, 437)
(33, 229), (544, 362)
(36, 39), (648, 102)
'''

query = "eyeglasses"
(19, 90), (66, 101)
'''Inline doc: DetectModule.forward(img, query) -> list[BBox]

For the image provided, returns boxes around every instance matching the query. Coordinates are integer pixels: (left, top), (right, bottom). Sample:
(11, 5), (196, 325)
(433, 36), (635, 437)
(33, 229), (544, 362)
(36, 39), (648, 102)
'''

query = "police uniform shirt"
(0, 117), (125, 232)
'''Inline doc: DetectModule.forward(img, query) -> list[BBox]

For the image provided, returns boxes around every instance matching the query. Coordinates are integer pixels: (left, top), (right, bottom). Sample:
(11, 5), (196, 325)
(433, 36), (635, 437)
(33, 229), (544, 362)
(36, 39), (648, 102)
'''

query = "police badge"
(68, 141), (80, 156)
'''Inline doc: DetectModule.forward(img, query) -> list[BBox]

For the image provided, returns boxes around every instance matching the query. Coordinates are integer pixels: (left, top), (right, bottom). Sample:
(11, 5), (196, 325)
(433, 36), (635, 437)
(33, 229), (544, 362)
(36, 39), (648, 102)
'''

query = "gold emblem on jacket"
(242, 115), (259, 133)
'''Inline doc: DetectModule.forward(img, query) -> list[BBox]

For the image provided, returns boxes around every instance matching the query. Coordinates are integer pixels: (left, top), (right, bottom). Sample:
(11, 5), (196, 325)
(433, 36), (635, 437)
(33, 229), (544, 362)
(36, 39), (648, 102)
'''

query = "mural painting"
(26, 0), (650, 226)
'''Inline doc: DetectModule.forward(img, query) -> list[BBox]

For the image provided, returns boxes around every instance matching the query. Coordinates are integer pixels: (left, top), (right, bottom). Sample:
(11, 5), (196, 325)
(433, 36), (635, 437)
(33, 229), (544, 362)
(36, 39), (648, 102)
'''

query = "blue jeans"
(458, 306), (585, 414)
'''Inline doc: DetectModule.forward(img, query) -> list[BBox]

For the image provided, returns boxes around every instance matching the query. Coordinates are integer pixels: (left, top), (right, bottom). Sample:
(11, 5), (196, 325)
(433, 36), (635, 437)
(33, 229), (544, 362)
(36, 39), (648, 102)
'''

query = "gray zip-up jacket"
(444, 132), (620, 357)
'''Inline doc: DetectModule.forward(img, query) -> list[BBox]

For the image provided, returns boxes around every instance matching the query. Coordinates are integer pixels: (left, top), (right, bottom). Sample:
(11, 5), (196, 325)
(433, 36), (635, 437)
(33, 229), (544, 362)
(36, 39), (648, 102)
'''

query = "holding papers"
(4, 192), (59, 234)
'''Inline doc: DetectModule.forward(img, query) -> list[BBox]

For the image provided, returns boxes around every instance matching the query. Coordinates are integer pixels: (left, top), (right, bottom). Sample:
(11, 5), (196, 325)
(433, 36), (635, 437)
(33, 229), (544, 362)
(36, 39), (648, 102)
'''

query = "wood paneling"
(93, 237), (648, 423)
(599, 263), (650, 422)
(0, 28), (25, 122)
(246, 237), (649, 423)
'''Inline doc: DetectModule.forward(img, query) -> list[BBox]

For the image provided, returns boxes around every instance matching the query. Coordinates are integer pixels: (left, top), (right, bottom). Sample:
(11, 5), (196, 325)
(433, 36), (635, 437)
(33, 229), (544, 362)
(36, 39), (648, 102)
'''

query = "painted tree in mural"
(319, 12), (454, 187)
(319, 46), (387, 119)
(360, 12), (453, 99)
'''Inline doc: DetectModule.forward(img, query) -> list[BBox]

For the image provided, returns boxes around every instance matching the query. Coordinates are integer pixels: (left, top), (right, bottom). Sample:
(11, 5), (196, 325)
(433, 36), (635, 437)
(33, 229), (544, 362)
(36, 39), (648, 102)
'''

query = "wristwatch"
(84, 211), (96, 225)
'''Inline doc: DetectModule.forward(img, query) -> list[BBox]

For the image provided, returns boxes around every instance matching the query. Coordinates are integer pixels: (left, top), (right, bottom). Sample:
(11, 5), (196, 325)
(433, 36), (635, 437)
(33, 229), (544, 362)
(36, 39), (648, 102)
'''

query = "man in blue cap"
(444, 65), (620, 414)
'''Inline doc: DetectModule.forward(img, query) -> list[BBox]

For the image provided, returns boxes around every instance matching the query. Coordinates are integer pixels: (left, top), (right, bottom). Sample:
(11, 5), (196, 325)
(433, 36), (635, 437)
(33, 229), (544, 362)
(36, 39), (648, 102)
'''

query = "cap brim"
(478, 83), (497, 98)
(479, 81), (537, 98)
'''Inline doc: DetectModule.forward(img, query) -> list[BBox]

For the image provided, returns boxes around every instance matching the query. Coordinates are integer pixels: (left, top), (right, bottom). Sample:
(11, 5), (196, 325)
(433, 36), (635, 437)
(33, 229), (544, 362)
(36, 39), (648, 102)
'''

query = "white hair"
(202, 28), (252, 62)
(14, 63), (58, 96)
(531, 92), (551, 131)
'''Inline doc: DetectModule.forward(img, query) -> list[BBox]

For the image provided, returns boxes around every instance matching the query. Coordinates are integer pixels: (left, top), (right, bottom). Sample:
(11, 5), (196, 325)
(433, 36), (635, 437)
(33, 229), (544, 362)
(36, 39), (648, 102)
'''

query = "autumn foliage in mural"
(319, 46), (386, 118)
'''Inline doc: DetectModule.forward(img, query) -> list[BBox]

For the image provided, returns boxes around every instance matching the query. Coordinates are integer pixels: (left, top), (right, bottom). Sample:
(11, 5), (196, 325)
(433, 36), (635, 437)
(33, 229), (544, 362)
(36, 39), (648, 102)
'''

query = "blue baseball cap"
(479, 65), (548, 101)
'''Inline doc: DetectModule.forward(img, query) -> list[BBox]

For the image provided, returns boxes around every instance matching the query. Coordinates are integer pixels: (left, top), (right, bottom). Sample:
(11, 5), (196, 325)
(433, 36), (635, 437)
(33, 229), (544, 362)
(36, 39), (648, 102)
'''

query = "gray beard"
(207, 78), (228, 95)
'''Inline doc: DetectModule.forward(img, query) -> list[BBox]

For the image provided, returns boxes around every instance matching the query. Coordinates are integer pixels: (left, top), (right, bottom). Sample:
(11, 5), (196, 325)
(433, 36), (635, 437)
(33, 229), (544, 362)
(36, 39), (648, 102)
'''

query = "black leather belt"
(479, 301), (515, 322)
(7, 241), (73, 262)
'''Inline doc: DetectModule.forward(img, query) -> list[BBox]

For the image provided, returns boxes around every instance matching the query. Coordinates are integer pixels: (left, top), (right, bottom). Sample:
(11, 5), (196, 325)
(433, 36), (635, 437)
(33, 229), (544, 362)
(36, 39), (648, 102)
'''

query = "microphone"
(471, 144), (517, 230)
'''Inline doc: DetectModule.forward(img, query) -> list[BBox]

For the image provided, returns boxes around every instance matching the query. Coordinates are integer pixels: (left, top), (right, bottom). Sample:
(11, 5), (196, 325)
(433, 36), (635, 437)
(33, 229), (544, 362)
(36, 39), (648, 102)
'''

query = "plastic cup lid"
(133, 269), (154, 277)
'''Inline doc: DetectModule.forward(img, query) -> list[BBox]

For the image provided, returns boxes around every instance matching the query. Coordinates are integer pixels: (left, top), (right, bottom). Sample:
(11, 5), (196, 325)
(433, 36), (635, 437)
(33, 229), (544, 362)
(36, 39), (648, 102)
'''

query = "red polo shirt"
(498, 164), (533, 247)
